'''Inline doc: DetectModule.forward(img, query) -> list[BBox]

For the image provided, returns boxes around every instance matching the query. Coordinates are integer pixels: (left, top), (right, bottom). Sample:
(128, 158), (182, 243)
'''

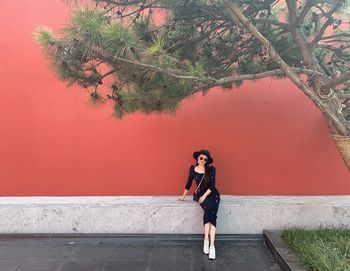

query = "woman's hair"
(195, 161), (214, 189)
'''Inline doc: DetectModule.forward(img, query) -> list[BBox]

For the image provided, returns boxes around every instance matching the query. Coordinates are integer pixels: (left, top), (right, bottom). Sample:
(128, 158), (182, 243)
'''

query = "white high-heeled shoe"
(203, 239), (209, 254)
(209, 245), (216, 260)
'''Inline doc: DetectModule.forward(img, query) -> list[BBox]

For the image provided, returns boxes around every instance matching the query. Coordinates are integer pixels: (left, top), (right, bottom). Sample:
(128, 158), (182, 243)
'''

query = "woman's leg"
(201, 200), (210, 238)
(209, 224), (216, 246)
(209, 194), (220, 247)
(204, 223), (210, 240)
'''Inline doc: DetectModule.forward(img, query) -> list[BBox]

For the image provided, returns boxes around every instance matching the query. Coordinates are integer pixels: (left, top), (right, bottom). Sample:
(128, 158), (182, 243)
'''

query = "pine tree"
(34, 0), (350, 171)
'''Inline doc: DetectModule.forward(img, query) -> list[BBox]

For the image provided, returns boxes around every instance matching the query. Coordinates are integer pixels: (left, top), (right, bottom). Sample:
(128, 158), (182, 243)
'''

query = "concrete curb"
(263, 230), (308, 271)
(0, 233), (264, 245)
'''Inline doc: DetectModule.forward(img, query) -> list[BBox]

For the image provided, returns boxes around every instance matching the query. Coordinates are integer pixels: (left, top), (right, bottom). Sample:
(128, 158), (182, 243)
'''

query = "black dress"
(185, 165), (221, 227)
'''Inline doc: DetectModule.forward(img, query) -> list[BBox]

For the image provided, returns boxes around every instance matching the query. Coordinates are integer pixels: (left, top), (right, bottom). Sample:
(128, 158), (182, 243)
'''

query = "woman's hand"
(198, 195), (206, 204)
(177, 196), (185, 201)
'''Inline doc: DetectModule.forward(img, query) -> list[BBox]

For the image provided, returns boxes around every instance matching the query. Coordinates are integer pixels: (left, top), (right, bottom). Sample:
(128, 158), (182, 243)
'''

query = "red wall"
(0, 0), (349, 196)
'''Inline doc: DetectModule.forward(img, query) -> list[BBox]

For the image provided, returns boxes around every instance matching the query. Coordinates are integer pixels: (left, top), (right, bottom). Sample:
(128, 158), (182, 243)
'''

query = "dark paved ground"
(0, 234), (282, 271)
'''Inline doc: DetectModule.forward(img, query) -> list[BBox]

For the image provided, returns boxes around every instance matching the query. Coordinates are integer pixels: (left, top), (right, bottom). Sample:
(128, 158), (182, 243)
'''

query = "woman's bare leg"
(204, 223), (210, 240)
(209, 225), (216, 246)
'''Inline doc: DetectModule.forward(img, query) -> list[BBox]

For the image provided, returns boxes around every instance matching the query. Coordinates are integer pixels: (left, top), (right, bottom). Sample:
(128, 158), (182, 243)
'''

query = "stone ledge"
(0, 195), (349, 234)
(1, 195), (350, 205)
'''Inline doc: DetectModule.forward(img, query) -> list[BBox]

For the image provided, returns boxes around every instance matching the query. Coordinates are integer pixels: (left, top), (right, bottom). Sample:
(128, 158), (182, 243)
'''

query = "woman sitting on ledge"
(178, 149), (221, 260)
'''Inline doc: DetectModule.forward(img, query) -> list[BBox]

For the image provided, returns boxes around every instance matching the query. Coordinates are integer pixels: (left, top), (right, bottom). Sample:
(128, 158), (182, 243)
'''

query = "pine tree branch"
(112, 56), (217, 82)
(251, 19), (290, 29)
(335, 92), (350, 99)
(109, 55), (323, 85)
(316, 44), (350, 60)
(297, 0), (318, 26)
(285, 0), (344, 104)
(321, 72), (350, 93)
(286, 0), (321, 73)
(215, 68), (322, 85)
(167, 21), (231, 53)
(323, 39), (350, 44)
(222, 0), (349, 135)
(95, 0), (145, 6)
(320, 33), (350, 41)
(311, 1), (344, 45)
(119, 1), (156, 18)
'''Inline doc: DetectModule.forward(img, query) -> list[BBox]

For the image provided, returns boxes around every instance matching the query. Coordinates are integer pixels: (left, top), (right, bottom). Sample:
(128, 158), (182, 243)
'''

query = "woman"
(178, 149), (221, 260)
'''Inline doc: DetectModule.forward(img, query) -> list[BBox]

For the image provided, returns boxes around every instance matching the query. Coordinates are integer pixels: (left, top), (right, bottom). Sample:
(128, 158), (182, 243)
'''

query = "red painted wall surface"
(0, 1), (349, 196)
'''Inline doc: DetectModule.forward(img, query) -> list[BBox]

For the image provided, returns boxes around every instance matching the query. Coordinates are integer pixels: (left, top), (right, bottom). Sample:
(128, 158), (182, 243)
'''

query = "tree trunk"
(331, 134), (350, 172)
(323, 113), (350, 172)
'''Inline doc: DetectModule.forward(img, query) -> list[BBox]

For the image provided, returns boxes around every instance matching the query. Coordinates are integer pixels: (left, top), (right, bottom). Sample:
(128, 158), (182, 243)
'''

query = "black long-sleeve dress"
(185, 165), (221, 227)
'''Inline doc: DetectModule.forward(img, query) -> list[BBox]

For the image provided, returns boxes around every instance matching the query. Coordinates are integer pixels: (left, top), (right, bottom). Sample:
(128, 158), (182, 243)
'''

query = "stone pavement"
(0, 234), (282, 271)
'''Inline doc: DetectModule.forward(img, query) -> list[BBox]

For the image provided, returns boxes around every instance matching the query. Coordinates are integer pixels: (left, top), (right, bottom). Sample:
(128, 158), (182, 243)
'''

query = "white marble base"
(0, 196), (349, 234)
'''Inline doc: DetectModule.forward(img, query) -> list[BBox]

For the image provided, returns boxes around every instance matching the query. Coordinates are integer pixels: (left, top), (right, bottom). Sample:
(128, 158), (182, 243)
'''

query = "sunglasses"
(199, 157), (208, 161)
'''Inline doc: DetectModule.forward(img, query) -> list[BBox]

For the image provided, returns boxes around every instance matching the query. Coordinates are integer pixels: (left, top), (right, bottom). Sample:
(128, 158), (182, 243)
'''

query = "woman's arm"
(178, 189), (189, 201)
(184, 165), (194, 190)
(203, 189), (212, 198)
(178, 166), (194, 201)
(182, 189), (189, 199)
(199, 167), (215, 203)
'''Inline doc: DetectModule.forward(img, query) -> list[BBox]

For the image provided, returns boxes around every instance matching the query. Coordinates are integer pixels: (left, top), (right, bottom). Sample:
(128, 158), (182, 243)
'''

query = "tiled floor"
(0, 235), (282, 271)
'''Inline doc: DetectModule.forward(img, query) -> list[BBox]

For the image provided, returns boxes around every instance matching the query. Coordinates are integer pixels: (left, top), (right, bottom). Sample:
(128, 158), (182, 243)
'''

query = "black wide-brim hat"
(193, 149), (213, 164)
